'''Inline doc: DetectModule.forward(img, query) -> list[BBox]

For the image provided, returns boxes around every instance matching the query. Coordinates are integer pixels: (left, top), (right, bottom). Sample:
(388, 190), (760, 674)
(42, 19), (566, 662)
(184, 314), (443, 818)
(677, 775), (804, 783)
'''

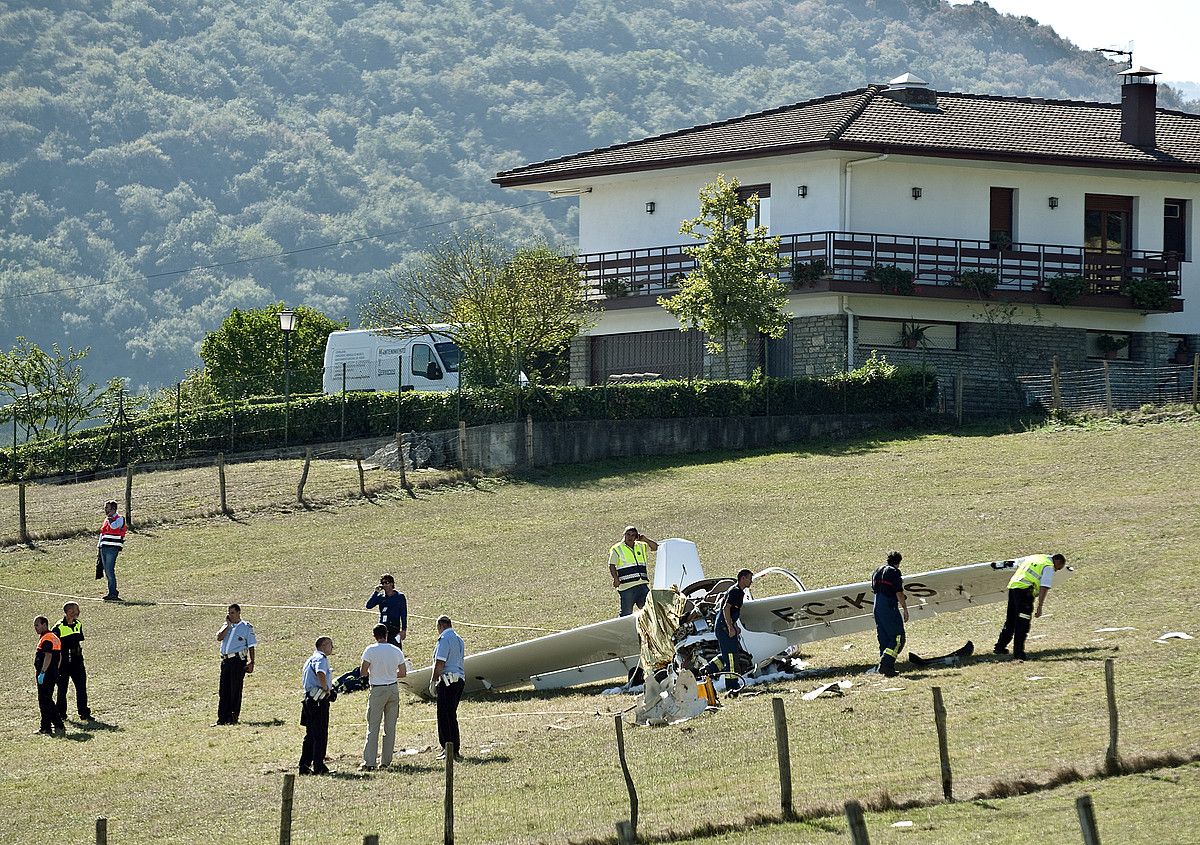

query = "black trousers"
(300, 698), (330, 771)
(996, 588), (1035, 657)
(217, 656), (247, 724)
(37, 670), (64, 732)
(55, 651), (89, 719)
(436, 679), (465, 753)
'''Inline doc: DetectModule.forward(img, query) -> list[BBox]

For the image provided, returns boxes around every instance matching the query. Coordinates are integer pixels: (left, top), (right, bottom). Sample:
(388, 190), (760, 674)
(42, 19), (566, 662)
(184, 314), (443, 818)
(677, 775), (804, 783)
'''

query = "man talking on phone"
(365, 573), (407, 644)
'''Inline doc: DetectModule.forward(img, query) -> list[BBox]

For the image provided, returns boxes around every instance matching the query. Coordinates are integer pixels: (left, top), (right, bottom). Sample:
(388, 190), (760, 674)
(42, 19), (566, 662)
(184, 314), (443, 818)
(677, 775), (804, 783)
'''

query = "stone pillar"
(569, 336), (590, 385)
(791, 315), (848, 377)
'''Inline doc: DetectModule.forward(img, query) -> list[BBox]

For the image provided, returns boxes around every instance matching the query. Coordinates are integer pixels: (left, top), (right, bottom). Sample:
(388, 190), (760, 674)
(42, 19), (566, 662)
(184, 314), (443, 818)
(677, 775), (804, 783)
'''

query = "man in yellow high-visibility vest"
(609, 526), (658, 617)
(994, 553), (1067, 660)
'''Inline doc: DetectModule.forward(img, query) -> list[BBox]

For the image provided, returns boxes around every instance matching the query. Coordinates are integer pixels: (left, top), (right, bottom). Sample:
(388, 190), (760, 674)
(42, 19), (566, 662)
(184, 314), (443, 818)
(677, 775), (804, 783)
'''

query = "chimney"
(881, 73), (939, 110)
(1118, 66), (1160, 148)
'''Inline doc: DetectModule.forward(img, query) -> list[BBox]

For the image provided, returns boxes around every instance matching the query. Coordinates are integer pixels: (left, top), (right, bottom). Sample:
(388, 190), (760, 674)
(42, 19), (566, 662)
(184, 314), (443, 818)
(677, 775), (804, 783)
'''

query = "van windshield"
(434, 341), (462, 373)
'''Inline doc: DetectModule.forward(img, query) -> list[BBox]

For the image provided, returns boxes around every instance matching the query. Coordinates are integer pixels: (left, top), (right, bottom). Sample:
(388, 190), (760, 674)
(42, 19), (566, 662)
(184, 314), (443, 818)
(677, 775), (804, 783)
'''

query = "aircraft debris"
(801, 680), (852, 701)
(909, 641), (974, 667)
(1026, 676), (1048, 681)
(1154, 631), (1194, 643)
(1096, 627), (1136, 633)
(892, 821), (915, 828)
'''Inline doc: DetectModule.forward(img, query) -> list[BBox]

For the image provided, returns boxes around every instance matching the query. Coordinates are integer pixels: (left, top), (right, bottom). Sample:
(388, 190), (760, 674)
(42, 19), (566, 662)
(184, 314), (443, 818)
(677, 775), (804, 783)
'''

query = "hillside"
(2, 0), (1196, 389)
(1, 421), (1198, 842)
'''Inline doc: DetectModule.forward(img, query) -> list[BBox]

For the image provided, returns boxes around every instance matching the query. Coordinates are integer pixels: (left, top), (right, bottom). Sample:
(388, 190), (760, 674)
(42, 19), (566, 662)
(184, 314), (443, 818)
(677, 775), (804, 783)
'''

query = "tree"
(0, 337), (117, 444)
(199, 304), (346, 401)
(660, 175), (789, 379)
(361, 232), (596, 387)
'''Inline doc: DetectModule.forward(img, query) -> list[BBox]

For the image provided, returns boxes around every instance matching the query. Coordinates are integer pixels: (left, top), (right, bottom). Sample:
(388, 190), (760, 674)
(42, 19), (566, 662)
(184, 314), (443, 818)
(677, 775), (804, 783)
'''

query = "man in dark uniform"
(871, 551), (909, 677)
(710, 569), (753, 693)
(34, 616), (65, 736)
(54, 602), (91, 722)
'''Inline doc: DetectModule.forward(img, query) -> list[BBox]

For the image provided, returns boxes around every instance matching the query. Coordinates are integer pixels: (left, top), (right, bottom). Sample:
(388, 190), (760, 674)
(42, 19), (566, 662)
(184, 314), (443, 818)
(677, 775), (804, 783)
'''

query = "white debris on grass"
(1026, 676), (1048, 681)
(1154, 632), (1194, 643)
(1096, 627), (1136, 632)
(891, 820), (915, 828)
(802, 680), (852, 701)
(882, 687), (905, 692)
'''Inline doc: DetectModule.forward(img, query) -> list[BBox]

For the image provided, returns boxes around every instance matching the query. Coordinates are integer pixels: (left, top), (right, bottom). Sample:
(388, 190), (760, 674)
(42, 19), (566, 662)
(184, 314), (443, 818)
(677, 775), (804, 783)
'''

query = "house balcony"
(578, 231), (1183, 312)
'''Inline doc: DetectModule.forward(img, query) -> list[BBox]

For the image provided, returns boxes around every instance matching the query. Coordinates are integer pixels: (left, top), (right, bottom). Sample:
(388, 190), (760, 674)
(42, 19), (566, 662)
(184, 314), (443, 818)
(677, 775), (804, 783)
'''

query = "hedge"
(1, 356), (936, 479)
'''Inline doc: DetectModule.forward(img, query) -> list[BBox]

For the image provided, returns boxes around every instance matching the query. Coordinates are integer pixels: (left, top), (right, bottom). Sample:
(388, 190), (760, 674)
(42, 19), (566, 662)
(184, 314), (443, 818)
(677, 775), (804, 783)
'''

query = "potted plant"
(1045, 274), (1088, 306)
(1123, 276), (1173, 311)
(600, 277), (629, 299)
(866, 264), (915, 296)
(1172, 338), (1193, 365)
(899, 322), (930, 350)
(1096, 333), (1129, 360)
(955, 270), (999, 299)
(789, 258), (829, 289)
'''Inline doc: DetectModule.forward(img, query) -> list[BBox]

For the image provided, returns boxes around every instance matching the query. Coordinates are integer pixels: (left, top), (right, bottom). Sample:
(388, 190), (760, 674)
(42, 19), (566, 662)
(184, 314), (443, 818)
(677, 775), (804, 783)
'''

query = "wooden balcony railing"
(578, 231), (1181, 302)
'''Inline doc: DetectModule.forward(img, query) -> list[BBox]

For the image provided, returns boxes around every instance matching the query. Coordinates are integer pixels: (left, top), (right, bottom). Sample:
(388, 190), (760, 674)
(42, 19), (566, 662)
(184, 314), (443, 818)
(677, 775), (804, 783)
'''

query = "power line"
(0, 196), (563, 302)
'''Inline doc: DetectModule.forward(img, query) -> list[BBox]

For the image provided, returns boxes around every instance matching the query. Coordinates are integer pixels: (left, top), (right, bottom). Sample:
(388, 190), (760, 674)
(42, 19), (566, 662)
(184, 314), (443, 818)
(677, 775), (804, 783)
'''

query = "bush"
(1045, 274), (1088, 306)
(600, 277), (629, 298)
(789, 258), (829, 289)
(0, 362), (937, 479)
(955, 270), (999, 298)
(866, 264), (915, 296)
(1123, 276), (1174, 311)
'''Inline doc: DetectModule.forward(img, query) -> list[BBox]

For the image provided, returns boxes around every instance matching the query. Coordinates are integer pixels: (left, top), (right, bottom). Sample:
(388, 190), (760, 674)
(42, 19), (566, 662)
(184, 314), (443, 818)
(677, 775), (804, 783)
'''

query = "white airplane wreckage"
(400, 540), (1071, 725)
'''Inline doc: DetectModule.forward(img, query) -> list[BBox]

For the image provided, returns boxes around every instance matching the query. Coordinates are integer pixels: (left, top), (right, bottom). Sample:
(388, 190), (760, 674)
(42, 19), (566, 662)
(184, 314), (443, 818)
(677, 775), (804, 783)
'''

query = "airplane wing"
(741, 557), (1067, 646)
(399, 614), (640, 698)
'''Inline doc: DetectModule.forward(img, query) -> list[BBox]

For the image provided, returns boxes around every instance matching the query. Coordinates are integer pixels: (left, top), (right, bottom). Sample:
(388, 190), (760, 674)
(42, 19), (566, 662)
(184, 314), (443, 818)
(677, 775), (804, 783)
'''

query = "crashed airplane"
(400, 540), (1071, 718)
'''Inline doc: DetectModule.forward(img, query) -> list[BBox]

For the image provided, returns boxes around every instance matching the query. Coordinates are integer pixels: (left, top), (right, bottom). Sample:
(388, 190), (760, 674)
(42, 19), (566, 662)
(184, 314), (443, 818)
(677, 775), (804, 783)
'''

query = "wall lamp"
(645, 201), (656, 214)
(1048, 196), (1060, 209)
(911, 187), (923, 200)
(797, 185), (808, 198)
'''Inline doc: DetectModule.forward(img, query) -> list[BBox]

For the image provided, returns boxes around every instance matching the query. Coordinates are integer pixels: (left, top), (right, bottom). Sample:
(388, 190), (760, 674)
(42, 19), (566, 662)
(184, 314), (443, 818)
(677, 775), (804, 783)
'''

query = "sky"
(950, 0), (1200, 90)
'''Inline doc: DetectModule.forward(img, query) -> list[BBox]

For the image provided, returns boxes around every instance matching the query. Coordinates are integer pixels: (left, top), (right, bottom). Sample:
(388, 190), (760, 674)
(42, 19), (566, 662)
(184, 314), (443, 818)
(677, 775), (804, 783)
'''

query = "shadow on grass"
(75, 718), (121, 732)
(515, 413), (1046, 490)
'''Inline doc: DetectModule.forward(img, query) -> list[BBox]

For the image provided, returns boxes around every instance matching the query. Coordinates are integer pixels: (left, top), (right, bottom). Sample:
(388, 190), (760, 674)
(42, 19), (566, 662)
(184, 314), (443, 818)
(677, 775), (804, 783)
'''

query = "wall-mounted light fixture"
(645, 201), (656, 214)
(1048, 196), (1059, 209)
(797, 185), (808, 198)
(911, 187), (923, 200)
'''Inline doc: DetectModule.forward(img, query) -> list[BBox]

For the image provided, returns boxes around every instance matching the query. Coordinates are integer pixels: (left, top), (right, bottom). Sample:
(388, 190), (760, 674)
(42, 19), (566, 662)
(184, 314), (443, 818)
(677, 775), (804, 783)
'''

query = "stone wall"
(792, 314), (848, 377)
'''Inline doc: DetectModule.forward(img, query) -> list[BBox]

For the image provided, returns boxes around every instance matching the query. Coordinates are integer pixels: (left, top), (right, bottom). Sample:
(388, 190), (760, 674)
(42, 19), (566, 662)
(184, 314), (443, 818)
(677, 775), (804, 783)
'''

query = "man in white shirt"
(359, 623), (407, 771)
(300, 636), (334, 775)
(214, 603), (256, 726)
(994, 553), (1067, 660)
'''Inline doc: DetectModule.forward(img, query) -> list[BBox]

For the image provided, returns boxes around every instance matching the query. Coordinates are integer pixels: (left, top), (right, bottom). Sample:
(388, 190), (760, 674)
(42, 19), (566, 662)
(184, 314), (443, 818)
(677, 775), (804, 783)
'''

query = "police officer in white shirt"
(431, 615), (466, 762)
(359, 624), (407, 771)
(214, 603), (256, 726)
(300, 636), (334, 775)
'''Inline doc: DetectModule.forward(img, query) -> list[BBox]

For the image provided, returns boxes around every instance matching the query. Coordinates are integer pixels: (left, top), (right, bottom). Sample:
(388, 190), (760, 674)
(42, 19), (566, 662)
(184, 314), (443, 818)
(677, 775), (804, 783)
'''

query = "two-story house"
(495, 69), (1200, 410)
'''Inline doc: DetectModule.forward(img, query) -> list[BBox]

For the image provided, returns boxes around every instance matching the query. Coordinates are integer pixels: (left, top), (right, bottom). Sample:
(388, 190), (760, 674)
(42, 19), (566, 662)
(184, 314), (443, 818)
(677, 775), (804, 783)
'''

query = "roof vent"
(882, 72), (938, 110)
(1118, 66), (1159, 148)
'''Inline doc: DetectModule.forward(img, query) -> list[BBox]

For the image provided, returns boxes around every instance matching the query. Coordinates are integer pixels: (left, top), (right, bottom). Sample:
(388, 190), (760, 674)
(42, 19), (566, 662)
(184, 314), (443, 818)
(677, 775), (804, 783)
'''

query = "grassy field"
(1, 416), (1198, 844)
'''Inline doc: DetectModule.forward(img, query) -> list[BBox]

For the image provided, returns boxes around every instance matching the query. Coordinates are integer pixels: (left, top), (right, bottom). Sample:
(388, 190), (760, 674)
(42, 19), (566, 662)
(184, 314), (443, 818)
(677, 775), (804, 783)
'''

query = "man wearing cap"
(609, 526), (658, 617)
(994, 553), (1067, 660)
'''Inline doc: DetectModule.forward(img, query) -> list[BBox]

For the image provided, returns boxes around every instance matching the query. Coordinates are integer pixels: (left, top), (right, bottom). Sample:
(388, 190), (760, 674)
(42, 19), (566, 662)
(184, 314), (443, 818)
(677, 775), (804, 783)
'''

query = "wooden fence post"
(615, 820), (635, 845)
(444, 741), (455, 845)
(1103, 360), (1113, 415)
(1051, 356), (1063, 411)
(396, 433), (414, 498)
(95, 817), (108, 845)
(1104, 658), (1120, 774)
(125, 463), (134, 530)
(279, 772), (295, 845)
(457, 422), (467, 472)
(932, 686), (953, 801)
(844, 800), (870, 845)
(525, 414), (534, 465)
(18, 480), (29, 544)
(217, 452), (228, 514)
(1192, 352), (1198, 408)
(1077, 794), (1102, 845)
(363, 836), (379, 845)
(955, 372), (964, 425)
(613, 715), (639, 839)
(297, 448), (312, 504)
(772, 696), (795, 820)
(354, 448), (366, 498)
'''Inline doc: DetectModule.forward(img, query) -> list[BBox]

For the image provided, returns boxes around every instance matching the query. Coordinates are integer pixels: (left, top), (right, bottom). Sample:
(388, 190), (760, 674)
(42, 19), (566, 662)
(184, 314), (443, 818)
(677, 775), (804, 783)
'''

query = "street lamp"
(279, 307), (300, 446)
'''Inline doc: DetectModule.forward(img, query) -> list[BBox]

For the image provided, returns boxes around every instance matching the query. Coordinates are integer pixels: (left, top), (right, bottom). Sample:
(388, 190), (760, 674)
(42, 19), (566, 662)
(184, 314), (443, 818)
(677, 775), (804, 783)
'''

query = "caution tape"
(0, 582), (561, 633)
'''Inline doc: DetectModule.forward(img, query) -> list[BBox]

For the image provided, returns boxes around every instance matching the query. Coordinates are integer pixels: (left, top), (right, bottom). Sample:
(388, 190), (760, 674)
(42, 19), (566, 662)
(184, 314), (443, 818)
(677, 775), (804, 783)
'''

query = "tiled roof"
(494, 86), (1200, 185)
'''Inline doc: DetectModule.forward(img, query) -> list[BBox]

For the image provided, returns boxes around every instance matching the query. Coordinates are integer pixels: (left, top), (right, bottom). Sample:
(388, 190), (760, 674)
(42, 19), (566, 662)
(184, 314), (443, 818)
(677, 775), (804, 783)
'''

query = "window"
(412, 343), (440, 379)
(1164, 199), (1189, 261)
(1085, 331), (1131, 360)
(857, 318), (959, 351)
(736, 184), (771, 232)
(989, 187), (1015, 248)
(434, 341), (462, 372)
(1084, 194), (1133, 253)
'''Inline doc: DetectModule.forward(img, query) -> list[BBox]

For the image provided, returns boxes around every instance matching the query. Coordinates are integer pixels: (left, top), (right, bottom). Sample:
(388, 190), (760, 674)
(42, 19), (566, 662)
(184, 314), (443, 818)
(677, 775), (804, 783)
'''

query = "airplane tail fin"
(653, 539), (704, 591)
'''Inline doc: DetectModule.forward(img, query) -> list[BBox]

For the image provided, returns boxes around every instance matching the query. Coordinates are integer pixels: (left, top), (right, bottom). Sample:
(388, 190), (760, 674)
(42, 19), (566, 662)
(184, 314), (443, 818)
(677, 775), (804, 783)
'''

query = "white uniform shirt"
(1038, 566), (1055, 589)
(220, 620), (257, 656)
(361, 642), (405, 685)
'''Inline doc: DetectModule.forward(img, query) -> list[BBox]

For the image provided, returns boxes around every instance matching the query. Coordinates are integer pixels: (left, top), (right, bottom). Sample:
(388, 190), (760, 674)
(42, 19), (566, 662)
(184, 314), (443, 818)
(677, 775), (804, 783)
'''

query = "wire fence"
(1018, 358), (1200, 412)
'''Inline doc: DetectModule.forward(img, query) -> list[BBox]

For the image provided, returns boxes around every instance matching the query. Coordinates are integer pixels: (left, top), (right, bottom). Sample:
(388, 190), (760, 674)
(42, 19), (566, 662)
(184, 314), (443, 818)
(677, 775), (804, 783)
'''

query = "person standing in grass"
(430, 615), (466, 762)
(709, 569), (753, 693)
(54, 602), (92, 722)
(359, 624), (407, 771)
(97, 500), (126, 601)
(300, 636), (334, 775)
(609, 526), (658, 617)
(365, 573), (408, 644)
(33, 616), (64, 736)
(214, 604), (256, 726)
(871, 551), (909, 677)
(994, 553), (1067, 660)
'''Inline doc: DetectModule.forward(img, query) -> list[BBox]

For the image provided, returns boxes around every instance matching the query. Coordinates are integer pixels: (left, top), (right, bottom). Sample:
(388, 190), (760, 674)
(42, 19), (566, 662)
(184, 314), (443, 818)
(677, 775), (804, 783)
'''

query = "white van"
(322, 326), (462, 393)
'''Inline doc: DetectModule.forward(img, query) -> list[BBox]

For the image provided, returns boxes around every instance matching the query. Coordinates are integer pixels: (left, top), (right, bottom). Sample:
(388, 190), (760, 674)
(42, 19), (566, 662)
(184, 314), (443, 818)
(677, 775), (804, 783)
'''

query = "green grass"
(1, 419), (1198, 843)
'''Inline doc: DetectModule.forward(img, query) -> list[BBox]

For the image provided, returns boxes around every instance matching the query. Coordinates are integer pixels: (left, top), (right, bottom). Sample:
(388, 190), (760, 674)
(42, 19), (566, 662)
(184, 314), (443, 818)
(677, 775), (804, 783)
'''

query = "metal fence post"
(218, 452), (228, 514)
(175, 381), (182, 460)
(125, 464), (134, 530)
(18, 480), (29, 544)
(341, 362), (347, 442)
(1192, 352), (1198, 408)
(1051, 356), (1063, 410)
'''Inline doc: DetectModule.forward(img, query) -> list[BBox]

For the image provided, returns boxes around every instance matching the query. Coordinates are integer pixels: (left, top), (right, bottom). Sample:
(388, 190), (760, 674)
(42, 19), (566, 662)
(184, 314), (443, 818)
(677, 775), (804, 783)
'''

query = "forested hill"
(2, 0), (1194, 388)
